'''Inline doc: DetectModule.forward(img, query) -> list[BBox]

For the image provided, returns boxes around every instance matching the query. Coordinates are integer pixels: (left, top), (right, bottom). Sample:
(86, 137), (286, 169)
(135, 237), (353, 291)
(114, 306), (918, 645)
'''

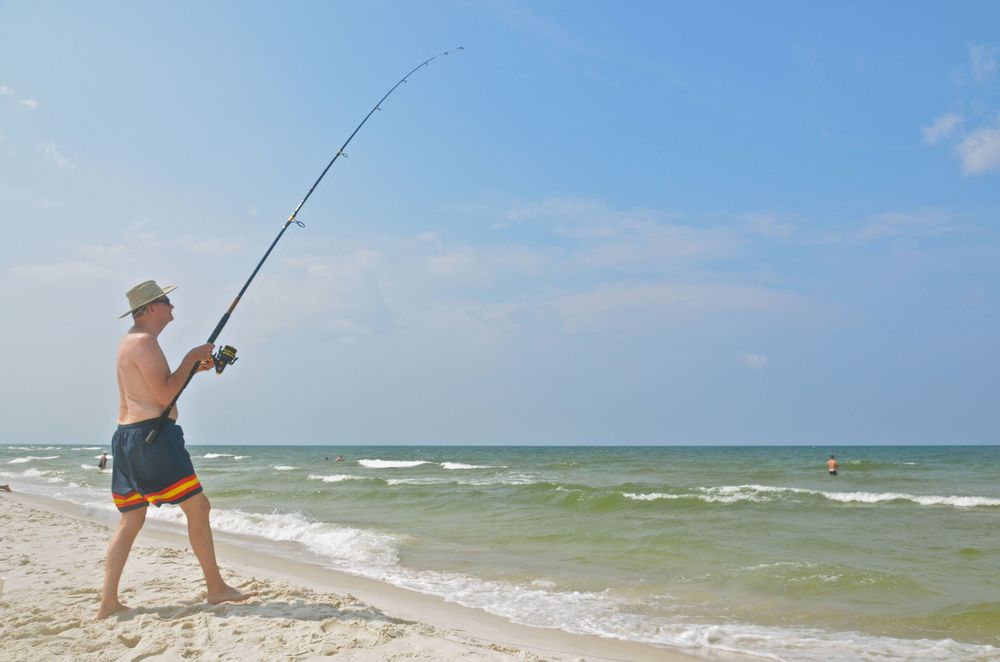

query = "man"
(97, 280), (254, 619)
(827, 454), (839, 476)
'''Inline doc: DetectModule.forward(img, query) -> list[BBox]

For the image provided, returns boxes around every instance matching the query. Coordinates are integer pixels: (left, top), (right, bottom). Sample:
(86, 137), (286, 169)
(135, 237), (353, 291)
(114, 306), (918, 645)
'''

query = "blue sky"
(1, 1), (998, 445)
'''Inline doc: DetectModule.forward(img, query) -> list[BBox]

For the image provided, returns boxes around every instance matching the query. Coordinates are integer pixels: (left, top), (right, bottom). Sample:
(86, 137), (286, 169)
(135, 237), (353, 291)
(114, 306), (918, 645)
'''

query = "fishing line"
(145, 47), (464, 444)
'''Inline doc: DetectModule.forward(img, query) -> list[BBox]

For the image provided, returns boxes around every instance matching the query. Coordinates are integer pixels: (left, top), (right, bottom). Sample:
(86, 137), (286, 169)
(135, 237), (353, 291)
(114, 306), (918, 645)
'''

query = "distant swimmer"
(335, 455), (344, 462)
(98, 451), (109, 470)
(827, 455), (839, 476)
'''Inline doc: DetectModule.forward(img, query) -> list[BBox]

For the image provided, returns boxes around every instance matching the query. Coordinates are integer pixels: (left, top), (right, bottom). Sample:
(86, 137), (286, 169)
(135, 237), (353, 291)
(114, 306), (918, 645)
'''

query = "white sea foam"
(623, 492), (681, 501)
(202, 453), (236, 459)
(307, 474), (364, 483)
(6, 446), (60, 451)
(195, 508), (400, 570)
(19, 468), (65, 484)
(72, 447), (102, 451)
(273, 465), (297, 471)
(623, 484), (1000, 509)
(358, 459), (431, 469)
(7, 455), (60, 464)
(440, 462), (497, 470)
(821, 490), (1000, 508)
(386, 478), (451, 486)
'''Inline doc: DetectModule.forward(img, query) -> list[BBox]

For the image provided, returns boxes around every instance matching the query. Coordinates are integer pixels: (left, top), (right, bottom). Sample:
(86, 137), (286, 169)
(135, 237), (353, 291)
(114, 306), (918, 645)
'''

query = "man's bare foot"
(0, 484), (11, 492)
(96, 600), (130, 620)
(206, 584), (257, 605)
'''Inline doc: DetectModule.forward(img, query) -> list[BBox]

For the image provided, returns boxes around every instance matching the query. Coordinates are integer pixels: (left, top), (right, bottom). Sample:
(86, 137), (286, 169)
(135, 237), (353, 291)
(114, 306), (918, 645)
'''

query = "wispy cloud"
(10, 261), (119, 282)
(743, 352), (769, 368)
(43, 142), (72, 169)
(923, 113), (962, 145)
(969, 43), (998, 82)
(850, 210), (963, 243)
(555, 282), (799, 333)
(176, 235), (241, 256)
(0, 84), (39, 110)
(484, 0), (577, 48)
(958, 122), (1000, 174)
(739, 212), (797, 239)
(922, 109), (1000, 176)
(499, 196), (743, 269)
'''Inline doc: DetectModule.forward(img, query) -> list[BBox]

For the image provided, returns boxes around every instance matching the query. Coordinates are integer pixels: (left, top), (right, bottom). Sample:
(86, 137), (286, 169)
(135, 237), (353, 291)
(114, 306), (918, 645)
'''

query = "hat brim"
(119, 285), (177, 318)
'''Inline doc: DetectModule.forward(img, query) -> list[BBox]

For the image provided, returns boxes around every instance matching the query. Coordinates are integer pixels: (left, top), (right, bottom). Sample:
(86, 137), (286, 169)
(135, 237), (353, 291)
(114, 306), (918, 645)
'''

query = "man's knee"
(180, 492), (211, 518)
(119, 508), (147, 535)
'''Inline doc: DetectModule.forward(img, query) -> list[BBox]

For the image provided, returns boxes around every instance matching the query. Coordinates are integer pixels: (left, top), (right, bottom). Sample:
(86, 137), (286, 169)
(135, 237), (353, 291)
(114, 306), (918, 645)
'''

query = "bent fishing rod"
(145, 47), (463, 445)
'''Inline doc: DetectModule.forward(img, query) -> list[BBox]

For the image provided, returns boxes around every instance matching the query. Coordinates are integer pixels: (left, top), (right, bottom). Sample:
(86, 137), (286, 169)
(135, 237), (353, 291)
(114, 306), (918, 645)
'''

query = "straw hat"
(119, 280), (176, 318)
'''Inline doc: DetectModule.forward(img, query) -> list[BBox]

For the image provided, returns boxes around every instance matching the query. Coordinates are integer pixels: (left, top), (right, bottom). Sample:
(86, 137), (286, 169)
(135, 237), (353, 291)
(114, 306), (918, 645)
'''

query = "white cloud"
(848, 210), (962, 243)
(176, 235), (241, 256)
(500, 196), (743, 270)
(0, 85), (39, 109)
(43, 142), (72, 169)
(970, 43), (998, 81)
(743, 352), (768, 368)
(958, 124), (1000, 174)
(11, 261), (119, 282)
(555, 282), (799, 333)
(922, 113), (962, 145)
(424, 247), (490, 284)
(740, 212), (797, 238)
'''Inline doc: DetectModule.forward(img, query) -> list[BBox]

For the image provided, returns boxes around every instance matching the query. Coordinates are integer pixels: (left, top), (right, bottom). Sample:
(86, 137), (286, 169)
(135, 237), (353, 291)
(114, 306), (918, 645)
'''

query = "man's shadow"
(114, 598), (410, 626)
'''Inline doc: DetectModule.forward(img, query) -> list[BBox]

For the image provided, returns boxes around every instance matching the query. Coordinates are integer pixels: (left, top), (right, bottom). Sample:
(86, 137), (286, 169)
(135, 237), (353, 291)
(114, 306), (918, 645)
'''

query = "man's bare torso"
(117, 330), (177, 424)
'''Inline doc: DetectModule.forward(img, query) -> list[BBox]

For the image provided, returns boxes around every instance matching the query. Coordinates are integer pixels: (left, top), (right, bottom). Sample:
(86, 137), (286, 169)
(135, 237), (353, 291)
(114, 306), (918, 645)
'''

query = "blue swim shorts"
(110, 418), (203, 512)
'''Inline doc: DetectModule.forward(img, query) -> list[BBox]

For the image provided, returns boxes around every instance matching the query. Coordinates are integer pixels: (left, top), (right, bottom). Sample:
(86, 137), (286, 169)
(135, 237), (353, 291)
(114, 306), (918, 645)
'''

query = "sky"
(1, 1), (998, 446)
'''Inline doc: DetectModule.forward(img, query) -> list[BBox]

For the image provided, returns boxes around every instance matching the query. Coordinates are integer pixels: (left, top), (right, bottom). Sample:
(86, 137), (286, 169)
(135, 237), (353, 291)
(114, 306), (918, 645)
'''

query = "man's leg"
(177, 492), (255, 604)
(97, 506), (147, 619)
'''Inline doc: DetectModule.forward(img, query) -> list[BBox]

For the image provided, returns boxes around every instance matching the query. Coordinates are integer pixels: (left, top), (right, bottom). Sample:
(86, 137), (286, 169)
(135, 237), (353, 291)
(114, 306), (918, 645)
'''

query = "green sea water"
(4, 444), (999, 660)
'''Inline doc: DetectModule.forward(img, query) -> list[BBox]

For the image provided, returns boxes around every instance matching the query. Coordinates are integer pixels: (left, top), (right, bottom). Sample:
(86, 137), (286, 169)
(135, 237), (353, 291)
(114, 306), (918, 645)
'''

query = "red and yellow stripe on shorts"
(113, 474), (202, 511)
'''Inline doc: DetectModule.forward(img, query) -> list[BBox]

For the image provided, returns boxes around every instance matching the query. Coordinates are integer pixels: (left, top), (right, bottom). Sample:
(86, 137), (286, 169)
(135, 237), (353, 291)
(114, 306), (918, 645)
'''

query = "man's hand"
(186, 343), (215, 374)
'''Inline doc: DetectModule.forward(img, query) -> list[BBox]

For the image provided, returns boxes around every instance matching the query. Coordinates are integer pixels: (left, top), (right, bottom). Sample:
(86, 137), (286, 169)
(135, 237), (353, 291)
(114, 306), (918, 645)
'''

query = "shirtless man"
(827, 454), (839, 476)
(98, 280), (254, 619)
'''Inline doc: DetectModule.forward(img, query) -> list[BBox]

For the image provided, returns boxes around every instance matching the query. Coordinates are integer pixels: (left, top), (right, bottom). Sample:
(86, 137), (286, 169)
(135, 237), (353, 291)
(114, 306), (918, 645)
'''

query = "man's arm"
(132, 336), (214, 406)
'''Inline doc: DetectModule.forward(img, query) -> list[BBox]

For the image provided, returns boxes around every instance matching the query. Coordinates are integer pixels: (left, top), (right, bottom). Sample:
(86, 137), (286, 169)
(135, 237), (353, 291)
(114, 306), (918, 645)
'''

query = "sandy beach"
(0, 491), (705, 661)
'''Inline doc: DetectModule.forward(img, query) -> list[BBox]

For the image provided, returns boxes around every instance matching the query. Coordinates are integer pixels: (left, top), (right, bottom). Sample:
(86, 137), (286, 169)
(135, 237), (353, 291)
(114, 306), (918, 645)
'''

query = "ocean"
(3, 443), (998, 661)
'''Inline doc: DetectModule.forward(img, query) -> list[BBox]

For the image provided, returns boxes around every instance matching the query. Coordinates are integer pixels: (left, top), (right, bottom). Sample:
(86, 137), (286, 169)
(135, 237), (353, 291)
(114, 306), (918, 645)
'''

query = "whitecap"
(386, 478), (451, 486)
(358, 459), (431, 469)
(307, 474), (364, 483)
(7, 455), (60, 464)
(273, 465), (297, 471)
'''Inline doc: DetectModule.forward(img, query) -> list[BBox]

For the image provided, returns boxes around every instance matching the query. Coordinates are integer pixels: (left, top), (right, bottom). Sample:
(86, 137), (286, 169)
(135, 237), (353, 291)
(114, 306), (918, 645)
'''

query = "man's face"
(149, 296), (174, 322)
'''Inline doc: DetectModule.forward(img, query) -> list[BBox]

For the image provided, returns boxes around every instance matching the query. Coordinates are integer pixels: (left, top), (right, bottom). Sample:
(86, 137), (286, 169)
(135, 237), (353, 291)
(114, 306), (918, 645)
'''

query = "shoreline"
(1, 490), (729, 661)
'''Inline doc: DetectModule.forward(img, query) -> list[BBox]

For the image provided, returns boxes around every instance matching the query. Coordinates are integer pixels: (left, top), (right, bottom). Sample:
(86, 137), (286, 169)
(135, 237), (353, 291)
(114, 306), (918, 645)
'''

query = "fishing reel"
(212, 345), (239, 374)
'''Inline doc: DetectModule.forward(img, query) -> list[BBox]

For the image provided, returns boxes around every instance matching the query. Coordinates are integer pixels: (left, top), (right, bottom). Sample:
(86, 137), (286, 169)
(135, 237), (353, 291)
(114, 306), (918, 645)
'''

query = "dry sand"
(0, 491), (711, 661)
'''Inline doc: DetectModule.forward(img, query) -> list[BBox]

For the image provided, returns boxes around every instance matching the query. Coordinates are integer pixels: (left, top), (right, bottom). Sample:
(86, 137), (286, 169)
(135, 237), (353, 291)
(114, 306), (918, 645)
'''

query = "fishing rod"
(145, 46), (464, 445)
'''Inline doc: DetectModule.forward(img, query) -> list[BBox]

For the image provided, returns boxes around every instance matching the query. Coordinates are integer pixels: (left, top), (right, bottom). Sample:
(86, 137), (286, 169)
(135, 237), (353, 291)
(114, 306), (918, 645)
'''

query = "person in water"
(827, 454), (839, 476)
(97, 280), (255, 619)
(98, 452), (108, 470)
